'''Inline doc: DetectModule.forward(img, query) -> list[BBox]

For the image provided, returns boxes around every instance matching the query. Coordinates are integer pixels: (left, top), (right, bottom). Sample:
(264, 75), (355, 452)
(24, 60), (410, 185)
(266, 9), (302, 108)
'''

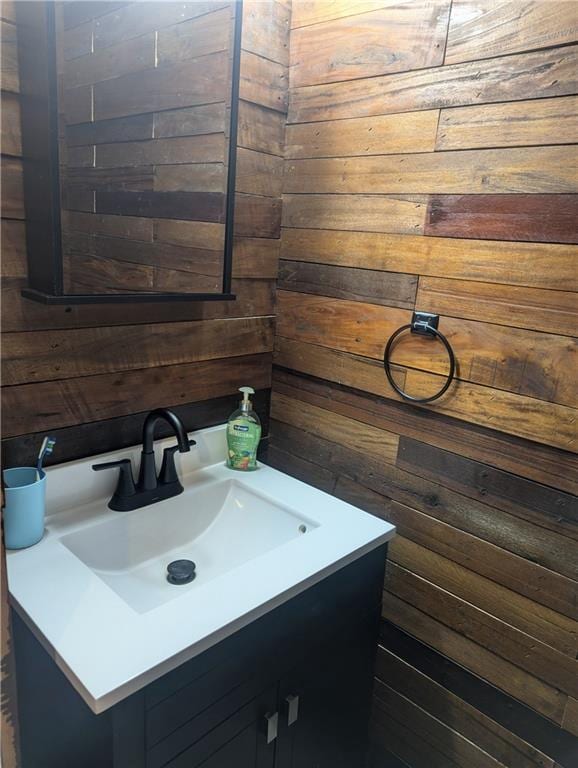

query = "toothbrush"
(36, 436), (56, 479)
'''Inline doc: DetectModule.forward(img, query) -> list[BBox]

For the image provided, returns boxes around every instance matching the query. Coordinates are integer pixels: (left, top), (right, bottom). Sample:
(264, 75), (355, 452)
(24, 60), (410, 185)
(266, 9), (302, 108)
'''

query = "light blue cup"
(3, 467), (46, 549)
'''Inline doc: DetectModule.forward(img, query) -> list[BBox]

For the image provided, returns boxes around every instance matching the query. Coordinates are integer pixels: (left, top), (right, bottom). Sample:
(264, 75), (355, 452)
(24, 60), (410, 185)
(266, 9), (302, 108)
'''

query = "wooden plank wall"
(267, 2), (578, 767)
(1, 0), (290, 464)
(0, 1), (289, 758)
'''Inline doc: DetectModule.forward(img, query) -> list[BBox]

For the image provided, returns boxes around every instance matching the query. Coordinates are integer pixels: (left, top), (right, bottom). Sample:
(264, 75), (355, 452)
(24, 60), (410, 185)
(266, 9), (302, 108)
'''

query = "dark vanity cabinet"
(13, 545), (387, 768)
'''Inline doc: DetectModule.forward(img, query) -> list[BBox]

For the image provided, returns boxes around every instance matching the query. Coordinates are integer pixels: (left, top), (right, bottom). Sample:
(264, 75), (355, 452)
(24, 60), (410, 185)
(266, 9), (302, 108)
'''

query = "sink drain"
(167, 559), (196, 585)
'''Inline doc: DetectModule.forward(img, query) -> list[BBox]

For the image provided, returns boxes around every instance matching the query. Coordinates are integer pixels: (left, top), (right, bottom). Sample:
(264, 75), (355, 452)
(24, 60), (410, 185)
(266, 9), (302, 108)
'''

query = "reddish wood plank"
(426, 195), (578, 243)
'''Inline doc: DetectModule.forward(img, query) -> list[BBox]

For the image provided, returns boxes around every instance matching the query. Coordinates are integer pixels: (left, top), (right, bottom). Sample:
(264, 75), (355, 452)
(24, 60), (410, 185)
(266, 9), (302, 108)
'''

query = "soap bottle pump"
(226, 387), (261, 471)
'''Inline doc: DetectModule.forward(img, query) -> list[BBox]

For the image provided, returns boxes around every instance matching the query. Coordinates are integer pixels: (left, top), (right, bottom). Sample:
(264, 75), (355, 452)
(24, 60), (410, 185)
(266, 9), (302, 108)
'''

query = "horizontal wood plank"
(282, 194), (427, 234)
(289, 45), (578, 123)
(271, 390), (399, 465)
(2, 317), (274, 385)
(417, 277), (578, 336)
(92, 2), (229, 49)
(290, 2), (450, 87)
(284, 146), (578, 195)
(156, 7), (231, 66)
(271, 422), (578, 617)
(62, 32), (155, 89)
(437, 96), (578, 150)
(273, 366), (578, 495)
(445, 0), (578, 65)
(239, 51), (288, 113)
(274, 336), (577, 451)
(236, 148), (284, 197)
(276, 291), (577, 407)
(373, 678), (502, 768)
(280, 229), (578, 291)
(285, 110), (440, 159)
(380, 591), (567, 722)
(242, 0), (290, 66)
(385, 562), (578, 698)
(426, 194), (578, 243)
(374, 646), (556, 768)
(1, 91), (21, 156)
(389, 536), (578, 659)
(2, 353), (272, 437)
(0, 19), (18, 92)
(0, 156), (24, 219)
(93, 52), (228, 121)
(237, 100), (286, 157)
(278, 260), (418, 308)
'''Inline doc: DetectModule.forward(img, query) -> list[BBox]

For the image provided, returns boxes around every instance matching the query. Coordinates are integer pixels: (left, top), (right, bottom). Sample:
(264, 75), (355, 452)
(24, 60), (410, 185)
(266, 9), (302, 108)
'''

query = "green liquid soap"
(226, 386), (261, 471)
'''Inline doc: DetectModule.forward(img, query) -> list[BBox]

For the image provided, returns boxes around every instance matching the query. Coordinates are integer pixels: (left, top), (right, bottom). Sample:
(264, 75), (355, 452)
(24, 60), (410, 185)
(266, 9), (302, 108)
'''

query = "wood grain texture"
(378, 621), (578, 767)
(156, 7), (231, 65)
(239, 51), (288, 113)
(0, 19), (18, 92)
(396, 437), (578, 542)
(373, 678), (507, 768)
(273, 366), (578, 495)
(375, 647), (556, 768)
(271, 421), (578, 618)
(94, 134), (225, 168)
(271, 390), (399, 465)
(237, 100), (286, 156)
(389, 536), (578, 659)
(242, 0), (291, 66)
(437, 96), (578, 150)
(93, 51), (228, 121)
(417, 277), (578, 336)
(280, 228), (578, 291)
(289, 45), (578, 123)
(236, 148), (284, 197)
(282, 194), (427, 234)
(278, 260), (418, 308)
(426, 194), (578, 243)
(274, 335), (577, 452)
(284, 146), (578, 194)
(2, 353), (272, 437)
(0, 157), (23, 219)
(289, 2), (451, 87)
(380, 591), (567, 723)
(285, 110), (440, 159)
(91, 2), (229, 48)
(291, 0), (393, 28)
(62, 32), (155, 89)
(1, 91), (21, 155)
(563, 698), (578, 738)
(3, 317), (274, 385)
(445, 0), (578, 65)
(276, 291), (577, 408)
(385, 562), (578, 699)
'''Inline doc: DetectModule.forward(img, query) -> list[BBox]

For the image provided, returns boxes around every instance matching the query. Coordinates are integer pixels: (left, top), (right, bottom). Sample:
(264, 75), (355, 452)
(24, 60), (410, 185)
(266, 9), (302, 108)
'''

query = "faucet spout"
(142, 408), (191, 454)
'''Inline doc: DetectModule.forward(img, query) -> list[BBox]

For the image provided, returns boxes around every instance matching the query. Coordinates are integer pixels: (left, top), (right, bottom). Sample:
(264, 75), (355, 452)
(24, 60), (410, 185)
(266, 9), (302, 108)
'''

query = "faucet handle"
(160, 439), (196, 485)
(92, 459), (136, 510)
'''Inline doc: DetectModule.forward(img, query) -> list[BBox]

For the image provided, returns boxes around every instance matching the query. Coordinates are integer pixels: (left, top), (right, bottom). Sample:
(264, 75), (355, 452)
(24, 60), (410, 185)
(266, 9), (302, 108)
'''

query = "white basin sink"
(7, 424), (394, 713)
(61, 480), (315, 613)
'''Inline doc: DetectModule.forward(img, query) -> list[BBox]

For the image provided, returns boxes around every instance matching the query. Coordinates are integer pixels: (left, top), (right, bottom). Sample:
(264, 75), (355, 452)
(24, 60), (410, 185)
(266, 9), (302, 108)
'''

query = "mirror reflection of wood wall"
(56, 1), (233, 294)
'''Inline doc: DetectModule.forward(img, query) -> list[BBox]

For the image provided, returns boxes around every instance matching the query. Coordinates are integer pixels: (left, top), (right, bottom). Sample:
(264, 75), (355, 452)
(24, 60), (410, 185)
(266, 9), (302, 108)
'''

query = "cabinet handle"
(264, 711), (278, 744)
(285, 694), (300, 726)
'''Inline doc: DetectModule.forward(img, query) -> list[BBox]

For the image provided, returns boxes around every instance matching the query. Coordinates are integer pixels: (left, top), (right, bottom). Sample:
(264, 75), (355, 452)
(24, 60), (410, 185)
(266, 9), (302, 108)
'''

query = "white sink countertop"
(6, 424), (395, 714)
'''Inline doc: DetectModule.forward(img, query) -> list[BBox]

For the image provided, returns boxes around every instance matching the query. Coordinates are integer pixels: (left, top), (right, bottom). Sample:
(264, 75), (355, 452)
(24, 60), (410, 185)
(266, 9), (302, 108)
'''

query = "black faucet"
(92, 408), (195, 511)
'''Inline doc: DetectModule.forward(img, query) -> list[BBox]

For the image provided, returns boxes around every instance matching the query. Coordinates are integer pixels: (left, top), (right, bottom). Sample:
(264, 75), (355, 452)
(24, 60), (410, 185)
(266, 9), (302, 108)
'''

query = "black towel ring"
(383, 312), (456, 404)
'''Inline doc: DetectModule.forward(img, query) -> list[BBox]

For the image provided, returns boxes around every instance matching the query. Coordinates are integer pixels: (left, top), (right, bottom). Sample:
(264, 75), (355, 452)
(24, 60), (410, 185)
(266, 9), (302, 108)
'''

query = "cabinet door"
(275, 615), (377, 768)
(161, 685), (277, 768)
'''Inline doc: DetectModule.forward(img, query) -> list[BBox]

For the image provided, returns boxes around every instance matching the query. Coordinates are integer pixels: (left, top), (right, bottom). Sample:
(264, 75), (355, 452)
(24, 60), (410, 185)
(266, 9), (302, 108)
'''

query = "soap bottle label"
(227, 419), (261, 470)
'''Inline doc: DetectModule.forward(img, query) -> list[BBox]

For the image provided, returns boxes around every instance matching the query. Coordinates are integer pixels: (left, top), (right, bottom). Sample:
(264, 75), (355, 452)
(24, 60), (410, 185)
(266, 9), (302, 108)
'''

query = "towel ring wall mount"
(383, 312), (456, 404)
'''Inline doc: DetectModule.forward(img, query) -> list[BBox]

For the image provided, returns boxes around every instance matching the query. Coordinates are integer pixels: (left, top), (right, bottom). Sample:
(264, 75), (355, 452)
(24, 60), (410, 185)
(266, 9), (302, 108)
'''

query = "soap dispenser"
(226, 387), (261, 471)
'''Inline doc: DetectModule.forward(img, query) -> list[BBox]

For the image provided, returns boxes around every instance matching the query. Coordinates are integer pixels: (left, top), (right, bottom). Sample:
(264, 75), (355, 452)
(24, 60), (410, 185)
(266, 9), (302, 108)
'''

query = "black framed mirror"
(16, 0), (242, 304)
